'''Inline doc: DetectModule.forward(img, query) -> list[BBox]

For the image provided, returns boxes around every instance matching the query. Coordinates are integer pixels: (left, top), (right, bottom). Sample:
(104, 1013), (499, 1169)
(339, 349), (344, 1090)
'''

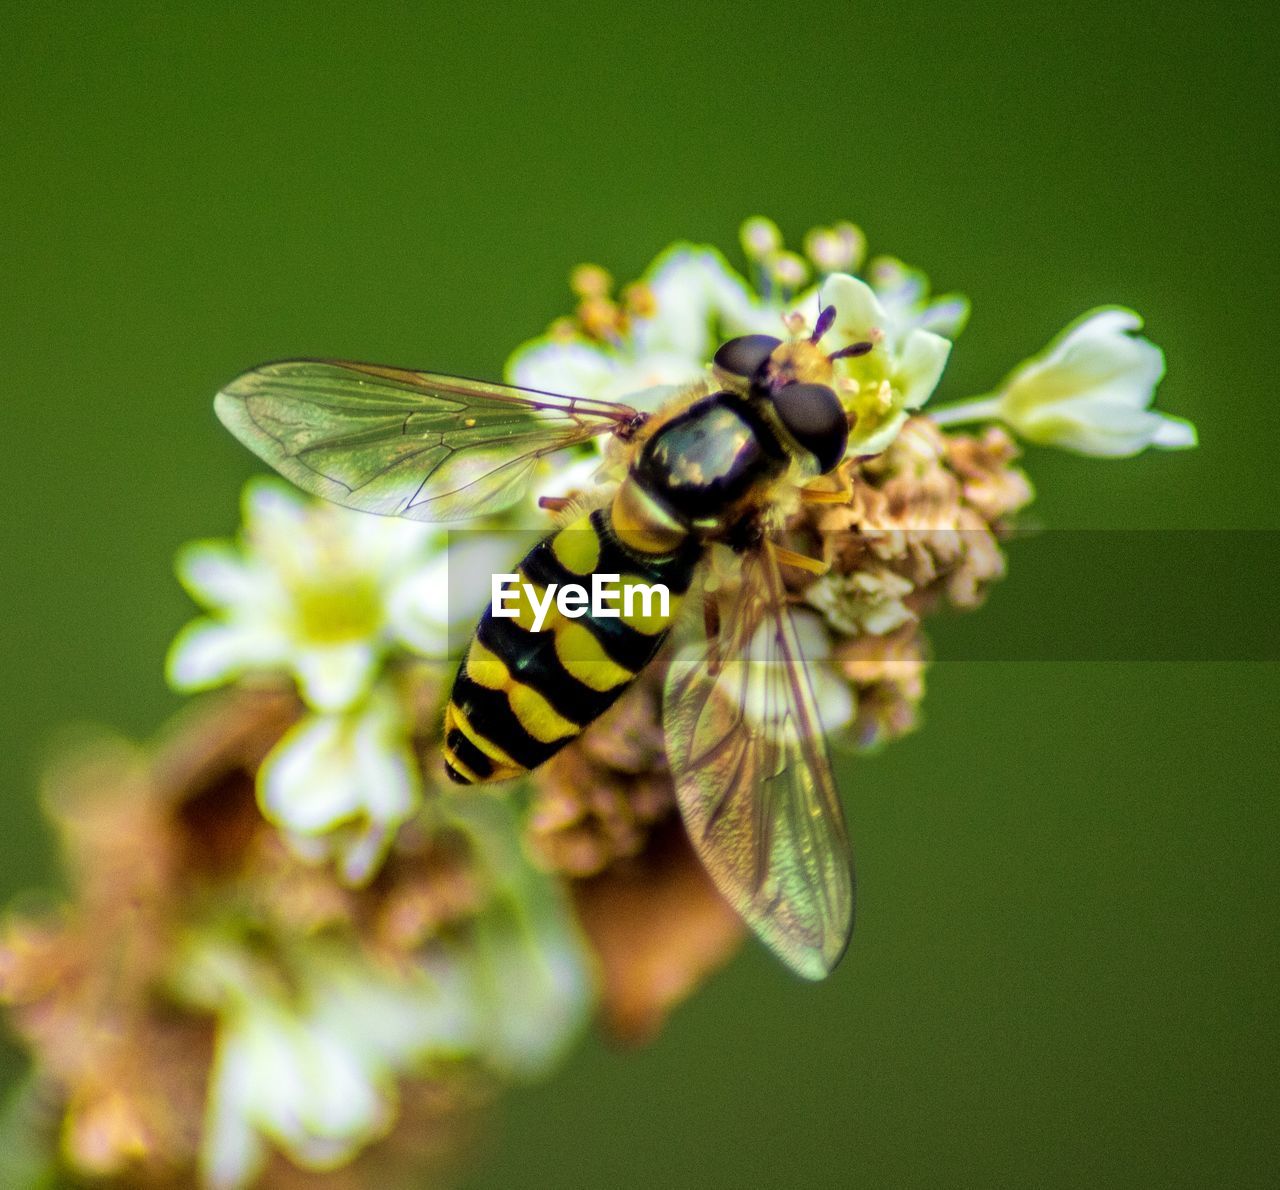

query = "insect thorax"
(632, 392), (787, 527)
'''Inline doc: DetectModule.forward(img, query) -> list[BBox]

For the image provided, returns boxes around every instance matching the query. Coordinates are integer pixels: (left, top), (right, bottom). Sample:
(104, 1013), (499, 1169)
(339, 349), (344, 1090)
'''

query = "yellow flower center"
(841, 353), (899, 441)
(292, 575), (384, 644)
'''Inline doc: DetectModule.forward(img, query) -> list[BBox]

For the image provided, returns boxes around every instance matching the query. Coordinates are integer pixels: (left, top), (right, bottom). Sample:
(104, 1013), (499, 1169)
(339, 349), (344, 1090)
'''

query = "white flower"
(257, 686), (420, 885)
(930, 307), (1197, 457)
(182, 939), (471, 1190)
(509, 246), (952, 460)
(202, 995), (389, 1188)
(508, 244), (758, 404)
(793, 273), (953, 454)
(167, 479), (451, 712)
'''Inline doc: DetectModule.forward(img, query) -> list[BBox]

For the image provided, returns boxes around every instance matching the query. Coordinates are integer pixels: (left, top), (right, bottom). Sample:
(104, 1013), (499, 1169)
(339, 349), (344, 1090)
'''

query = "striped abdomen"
(442, 506), (700, 784)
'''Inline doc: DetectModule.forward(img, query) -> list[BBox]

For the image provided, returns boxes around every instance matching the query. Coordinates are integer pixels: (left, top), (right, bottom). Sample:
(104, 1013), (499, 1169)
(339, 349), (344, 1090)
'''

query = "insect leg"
(771, 545), (830, 576)
(799, 467), (853, 505)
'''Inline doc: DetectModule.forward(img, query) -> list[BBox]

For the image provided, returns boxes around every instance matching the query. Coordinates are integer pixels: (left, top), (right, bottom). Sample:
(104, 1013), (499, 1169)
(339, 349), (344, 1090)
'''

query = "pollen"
(622, 281), (657, 320)
(569, 262), (613, 299)
(576, 295), (624, 342)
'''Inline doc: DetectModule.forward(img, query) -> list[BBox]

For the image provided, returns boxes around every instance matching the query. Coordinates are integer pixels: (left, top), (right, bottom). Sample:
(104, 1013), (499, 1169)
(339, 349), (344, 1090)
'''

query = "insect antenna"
(828, 340), (874, 361)
(810, 303), (837, 343)
(810, 293), (876, 359)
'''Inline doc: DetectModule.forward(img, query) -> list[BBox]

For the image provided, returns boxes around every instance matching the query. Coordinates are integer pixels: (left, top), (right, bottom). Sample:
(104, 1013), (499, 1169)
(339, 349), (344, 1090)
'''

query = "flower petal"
(1003, 307), (1165, 415)
(1151, 414), (1198, 449)
(258, 698), (419, 843)
(611, 356), (711, 402)
(895, 328), (953, 410)
(200, 1026), (269, 1190)
(505, 338), (620, 398)
(822, 273), (890, 346)
(1060, 306), (1143, 343)
(165, 619), (285, 691)
(175, 541), (262, 611)
(292, 641), (379, 712)
(290, 1026), (388, 1153)
(1016, 401), (1171, 456)
(385, 555), (453, 659)
(241, 477), (311, 546)
(809, 662), (856, 733)
(638, 245), (761, 358)
(390, 532), (529, 657)
(259, 713), (366, 834)
(915, 293), (970, 338)
(850, 409), (911, 458)
(867, 256), (970, 339)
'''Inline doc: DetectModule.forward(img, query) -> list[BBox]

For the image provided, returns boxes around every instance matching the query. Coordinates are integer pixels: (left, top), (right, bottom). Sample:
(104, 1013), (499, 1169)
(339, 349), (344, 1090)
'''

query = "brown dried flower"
(527, 668), (673, 879)
(0, 689), (515, 1188)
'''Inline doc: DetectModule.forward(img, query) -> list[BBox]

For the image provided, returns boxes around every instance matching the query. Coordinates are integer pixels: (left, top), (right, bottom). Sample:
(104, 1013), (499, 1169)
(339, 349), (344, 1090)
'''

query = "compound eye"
(713, 334), (782, 379)
(772, 382), (848, 473)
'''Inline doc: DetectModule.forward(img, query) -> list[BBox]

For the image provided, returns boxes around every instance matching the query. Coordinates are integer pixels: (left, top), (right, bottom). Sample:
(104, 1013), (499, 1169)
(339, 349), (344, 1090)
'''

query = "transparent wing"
(664, 541), (854, 979)
(214, 360), (638, 522)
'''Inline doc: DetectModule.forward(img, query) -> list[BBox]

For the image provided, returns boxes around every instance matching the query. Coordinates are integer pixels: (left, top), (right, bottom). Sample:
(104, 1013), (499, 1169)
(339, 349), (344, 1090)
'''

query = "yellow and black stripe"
(442, 507), (700, 784)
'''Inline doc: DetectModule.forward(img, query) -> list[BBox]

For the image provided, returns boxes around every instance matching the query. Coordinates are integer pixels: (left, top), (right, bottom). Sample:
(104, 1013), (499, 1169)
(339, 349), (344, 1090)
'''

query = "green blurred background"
(3, 3), (1276, 1186)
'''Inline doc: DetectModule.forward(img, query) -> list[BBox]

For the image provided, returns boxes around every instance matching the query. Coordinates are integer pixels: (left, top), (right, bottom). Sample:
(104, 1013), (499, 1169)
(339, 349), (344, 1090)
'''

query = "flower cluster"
(163, 480), (511, 885)
(0, 689), (591, 1188)
(512, 216), (1192, 458)
(0, 216), (1196, 1187)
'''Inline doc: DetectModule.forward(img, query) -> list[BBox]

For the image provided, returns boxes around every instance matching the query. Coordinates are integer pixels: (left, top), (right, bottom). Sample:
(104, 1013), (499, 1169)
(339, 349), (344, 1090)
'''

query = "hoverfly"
(215, 304), (872, 978)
